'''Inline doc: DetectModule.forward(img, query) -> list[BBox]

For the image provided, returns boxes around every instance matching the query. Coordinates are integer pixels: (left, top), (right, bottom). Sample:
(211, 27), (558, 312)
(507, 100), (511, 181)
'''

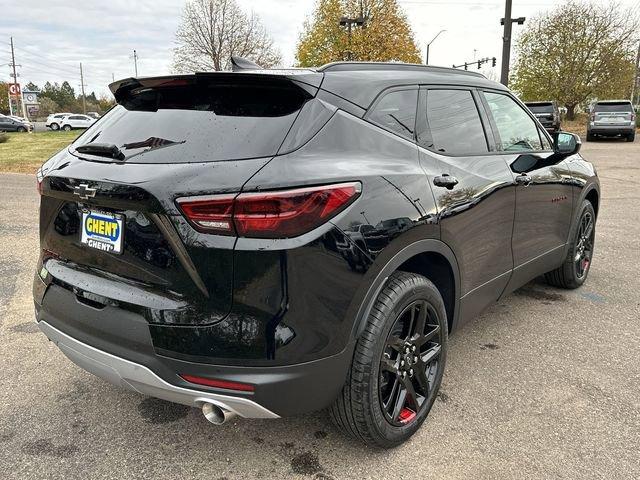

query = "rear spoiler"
(109, 71), (324, 105)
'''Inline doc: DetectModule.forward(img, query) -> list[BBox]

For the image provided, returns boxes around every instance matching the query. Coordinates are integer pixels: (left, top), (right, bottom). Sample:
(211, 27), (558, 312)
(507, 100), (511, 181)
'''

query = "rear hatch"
(37, 72), (321, 327)
(526, 102), (555, 124)
(593, 101), (634, 125)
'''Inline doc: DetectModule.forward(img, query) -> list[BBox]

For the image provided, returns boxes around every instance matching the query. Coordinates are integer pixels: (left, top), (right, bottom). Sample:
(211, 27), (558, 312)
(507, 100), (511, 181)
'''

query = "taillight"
(175, 194), (236, 234)
(177, 182), (361, 238)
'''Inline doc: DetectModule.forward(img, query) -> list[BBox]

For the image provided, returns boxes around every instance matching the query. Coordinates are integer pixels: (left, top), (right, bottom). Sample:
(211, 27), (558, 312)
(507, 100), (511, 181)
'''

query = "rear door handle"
(433, 174), (459, 190)
(515, 173), (532, 186)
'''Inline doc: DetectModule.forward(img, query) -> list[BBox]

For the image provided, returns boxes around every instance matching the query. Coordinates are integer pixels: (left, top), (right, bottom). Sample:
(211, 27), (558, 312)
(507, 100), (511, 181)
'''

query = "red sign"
(8, 83), (21, 96)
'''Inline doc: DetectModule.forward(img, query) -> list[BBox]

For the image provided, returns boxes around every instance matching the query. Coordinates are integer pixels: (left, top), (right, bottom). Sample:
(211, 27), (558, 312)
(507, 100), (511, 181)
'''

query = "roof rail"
(317, 61), (486, 78)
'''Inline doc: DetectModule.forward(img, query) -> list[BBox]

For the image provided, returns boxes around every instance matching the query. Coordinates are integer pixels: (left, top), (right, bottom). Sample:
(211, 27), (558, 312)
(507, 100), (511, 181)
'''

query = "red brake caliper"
(399, 408), (416, 424)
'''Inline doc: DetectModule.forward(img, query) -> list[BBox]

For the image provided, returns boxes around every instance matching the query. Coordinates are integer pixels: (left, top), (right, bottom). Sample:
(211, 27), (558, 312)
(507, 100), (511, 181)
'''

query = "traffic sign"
(8, 83), (21, 96)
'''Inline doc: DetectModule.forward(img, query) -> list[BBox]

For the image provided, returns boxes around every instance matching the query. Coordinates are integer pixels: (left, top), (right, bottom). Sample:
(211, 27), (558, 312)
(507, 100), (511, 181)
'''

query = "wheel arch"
(350, 239), (460, 340)
(584, 187), (599, 218)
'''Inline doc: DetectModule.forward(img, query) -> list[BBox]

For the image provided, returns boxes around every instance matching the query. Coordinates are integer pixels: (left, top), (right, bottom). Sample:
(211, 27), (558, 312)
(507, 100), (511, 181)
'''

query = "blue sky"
(1, 0), (638, 97)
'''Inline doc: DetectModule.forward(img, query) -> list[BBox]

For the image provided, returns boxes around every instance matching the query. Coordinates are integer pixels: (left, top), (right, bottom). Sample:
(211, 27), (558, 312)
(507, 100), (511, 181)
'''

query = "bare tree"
(172, 0), (282, 72)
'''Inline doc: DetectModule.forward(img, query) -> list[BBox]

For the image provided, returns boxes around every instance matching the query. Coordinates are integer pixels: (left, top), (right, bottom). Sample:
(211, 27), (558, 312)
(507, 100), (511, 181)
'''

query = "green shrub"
(0, 133), (8, 144)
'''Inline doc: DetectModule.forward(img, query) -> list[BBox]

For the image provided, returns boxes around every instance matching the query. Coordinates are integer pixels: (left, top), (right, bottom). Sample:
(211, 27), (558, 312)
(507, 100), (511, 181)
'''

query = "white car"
(46, 113), (73, 131)
(60, 114), (96, 131)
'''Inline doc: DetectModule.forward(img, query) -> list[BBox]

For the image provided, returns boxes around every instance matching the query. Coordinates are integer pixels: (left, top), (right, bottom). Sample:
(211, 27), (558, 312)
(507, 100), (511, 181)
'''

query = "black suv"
(34, 61), (599, 447)
(524, 101), (561, 134)
(587, 100), (636, 142)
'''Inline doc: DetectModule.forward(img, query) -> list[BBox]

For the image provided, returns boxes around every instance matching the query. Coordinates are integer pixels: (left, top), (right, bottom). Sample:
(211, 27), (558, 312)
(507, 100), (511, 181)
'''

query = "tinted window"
(368, 89), (417, 140)
(593, 102), (633, 113)
(484, 92), (543, 152)
(72, 80), (311, 163)
(526, 102), (554, 113)
(424, 89), (487, 155)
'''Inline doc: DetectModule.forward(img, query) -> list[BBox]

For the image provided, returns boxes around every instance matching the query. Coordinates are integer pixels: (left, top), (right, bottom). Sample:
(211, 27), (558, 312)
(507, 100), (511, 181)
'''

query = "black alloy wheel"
(379, 300), (442, 426)
(545, 199), (596, 289)
(574, 209), (594, 280)
(330, 271), (447, 447)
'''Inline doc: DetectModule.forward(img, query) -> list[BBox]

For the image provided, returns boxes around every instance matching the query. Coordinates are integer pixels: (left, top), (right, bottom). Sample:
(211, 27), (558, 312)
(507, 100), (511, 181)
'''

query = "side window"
(423, 89), (488, 155)
(368, 89), (418, 140)
(483, 92), (543, 152)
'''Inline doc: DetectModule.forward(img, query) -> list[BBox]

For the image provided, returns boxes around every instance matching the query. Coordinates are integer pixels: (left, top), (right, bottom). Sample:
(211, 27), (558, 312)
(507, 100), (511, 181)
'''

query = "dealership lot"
(0, 139), (638, 479)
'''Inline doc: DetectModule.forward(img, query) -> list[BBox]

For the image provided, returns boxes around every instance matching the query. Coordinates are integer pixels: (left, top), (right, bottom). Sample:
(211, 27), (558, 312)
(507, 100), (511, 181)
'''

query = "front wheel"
(50, 123), (59, 131)
(330, 271), (447, 447)
(545, 200), (595, 289)
(16, 126), (26, 132)
(62, 125), (72, 131)
(627, 133), (636, 142)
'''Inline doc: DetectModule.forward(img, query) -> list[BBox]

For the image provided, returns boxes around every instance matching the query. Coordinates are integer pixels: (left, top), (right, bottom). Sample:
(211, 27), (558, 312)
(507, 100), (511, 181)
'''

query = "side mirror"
(554, 131), (581, 156)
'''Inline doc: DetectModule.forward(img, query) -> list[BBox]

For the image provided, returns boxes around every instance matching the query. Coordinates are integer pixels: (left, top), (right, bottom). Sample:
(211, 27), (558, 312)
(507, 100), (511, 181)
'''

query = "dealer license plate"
(80, 209), (124, 254)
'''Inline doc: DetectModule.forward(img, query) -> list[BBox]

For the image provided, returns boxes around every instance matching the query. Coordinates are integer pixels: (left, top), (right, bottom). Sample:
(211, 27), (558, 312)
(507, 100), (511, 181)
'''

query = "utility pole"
(132, 49), (139, 76)
(79, 62), (87, 114)
(500, 0), (525, 86)
(8, 37), (27, 118)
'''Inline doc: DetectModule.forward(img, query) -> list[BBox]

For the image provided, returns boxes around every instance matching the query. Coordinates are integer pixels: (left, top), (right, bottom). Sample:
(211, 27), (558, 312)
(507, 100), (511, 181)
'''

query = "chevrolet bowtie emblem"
(73, 183), (97, 200)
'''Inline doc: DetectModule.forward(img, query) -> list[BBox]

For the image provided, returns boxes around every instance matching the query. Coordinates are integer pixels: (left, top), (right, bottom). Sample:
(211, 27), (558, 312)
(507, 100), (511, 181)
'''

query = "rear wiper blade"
(75, 143), (125, 160)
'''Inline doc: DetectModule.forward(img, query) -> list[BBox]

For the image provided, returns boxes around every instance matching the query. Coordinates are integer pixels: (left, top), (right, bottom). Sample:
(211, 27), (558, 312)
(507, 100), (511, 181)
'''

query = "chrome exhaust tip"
(201, 402), (237, 425)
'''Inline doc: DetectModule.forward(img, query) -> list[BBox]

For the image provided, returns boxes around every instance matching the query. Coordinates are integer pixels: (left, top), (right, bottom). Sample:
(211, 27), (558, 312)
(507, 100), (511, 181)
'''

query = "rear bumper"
(38, 320), (278, 419)
(35, 282), (354, 417)
(588, 124), (635, 135)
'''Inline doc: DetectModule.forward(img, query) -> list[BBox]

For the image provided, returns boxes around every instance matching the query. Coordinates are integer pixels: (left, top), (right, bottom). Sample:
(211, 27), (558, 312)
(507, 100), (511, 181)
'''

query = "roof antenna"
(231, 56), (263, 72)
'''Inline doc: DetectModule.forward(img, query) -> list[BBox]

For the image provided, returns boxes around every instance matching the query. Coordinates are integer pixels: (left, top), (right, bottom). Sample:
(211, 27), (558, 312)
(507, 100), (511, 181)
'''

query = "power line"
(9, 46), (79, 75)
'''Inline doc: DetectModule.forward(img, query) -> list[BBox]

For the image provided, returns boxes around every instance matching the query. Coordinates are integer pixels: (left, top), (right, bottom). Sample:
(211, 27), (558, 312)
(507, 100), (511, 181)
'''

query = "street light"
(340, 16), (366, 61)
(425, 29), (447, 65)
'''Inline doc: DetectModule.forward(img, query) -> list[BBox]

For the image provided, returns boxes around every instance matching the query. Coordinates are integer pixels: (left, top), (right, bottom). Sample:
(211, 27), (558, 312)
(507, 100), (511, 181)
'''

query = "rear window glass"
(593, 102), (633, 113)
(71, 81), (310, 163)
(526, 102), (554, 113)
(367, 89), (418, 140)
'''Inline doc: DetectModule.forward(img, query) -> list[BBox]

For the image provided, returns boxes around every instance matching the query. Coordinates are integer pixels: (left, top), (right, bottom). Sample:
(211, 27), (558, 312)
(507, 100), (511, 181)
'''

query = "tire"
(330, 271), (448, 448)
(62, 125), (72, 131)
(50, 123), (59, 131)
(627, 133), (636, 142)
(16, 127), (26, 132)
(545, 200), (596, 289)
(586, 133), (594, 142)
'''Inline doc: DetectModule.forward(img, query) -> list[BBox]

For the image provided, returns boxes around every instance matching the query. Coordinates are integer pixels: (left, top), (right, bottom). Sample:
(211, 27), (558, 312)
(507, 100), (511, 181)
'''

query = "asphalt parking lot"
(0, 138), (638, 479)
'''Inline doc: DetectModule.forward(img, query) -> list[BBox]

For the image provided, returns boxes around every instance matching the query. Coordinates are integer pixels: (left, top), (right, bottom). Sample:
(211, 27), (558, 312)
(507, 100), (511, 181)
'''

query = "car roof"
(524, 100), (554, 104)
(317, 62), (508, 109)
(595, 99), (632, 104)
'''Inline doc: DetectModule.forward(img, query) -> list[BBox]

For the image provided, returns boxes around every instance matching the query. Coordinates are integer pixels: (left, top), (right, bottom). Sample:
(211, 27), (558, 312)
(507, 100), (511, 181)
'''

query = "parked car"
(0, 115), (32, 132)
(34, 60), (599, 448)
(87, 111), (101, 119)
(524, 100), (561, 133)
(587, 100), (636, 142)
(8, 115), (32, 125)
(60, 114), (96, 130)
(46, 112), (73, 131)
